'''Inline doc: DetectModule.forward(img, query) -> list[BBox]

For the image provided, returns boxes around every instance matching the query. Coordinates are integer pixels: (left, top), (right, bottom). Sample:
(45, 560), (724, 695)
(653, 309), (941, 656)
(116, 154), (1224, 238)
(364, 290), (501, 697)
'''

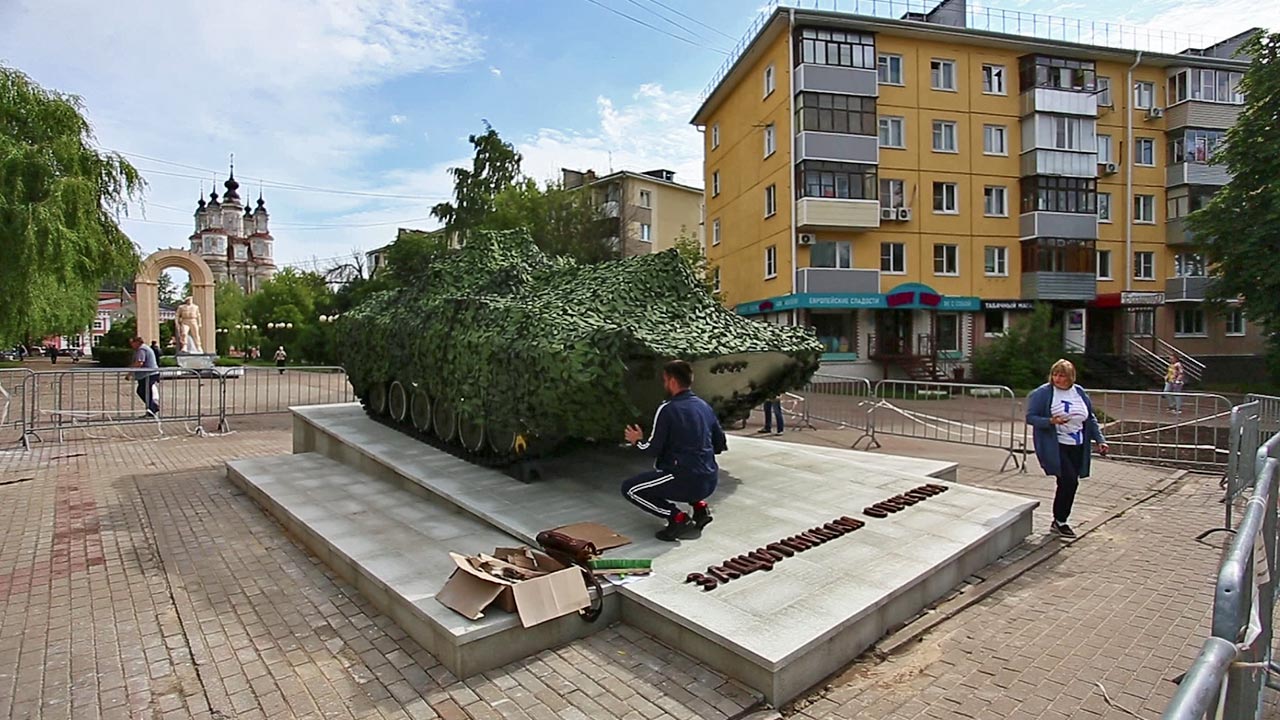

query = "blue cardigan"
(1025, 383), (1106, 478)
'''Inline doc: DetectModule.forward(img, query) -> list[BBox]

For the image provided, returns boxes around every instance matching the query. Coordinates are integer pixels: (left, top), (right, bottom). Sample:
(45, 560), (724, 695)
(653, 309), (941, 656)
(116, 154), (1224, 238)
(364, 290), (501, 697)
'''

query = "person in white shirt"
(1026, 359), (1109, 538)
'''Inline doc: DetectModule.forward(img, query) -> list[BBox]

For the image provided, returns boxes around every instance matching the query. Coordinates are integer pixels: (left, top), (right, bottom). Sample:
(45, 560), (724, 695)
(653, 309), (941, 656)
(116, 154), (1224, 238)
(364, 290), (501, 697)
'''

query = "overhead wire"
(634, 0), (738, 41)
(578, 0), (730, 54)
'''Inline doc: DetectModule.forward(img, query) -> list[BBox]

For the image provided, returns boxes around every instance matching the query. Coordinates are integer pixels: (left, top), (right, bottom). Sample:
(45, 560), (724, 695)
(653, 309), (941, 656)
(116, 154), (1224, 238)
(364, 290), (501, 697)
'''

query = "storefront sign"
(981, 300), (1036, 311)
(1121, 291), (1165, 306)
(736, 286), (981, 316)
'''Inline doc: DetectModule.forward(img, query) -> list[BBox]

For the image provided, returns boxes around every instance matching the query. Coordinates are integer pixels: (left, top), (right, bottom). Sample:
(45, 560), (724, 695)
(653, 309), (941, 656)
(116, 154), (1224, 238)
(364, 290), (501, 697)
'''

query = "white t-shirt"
(1051, 386), (1089, 445)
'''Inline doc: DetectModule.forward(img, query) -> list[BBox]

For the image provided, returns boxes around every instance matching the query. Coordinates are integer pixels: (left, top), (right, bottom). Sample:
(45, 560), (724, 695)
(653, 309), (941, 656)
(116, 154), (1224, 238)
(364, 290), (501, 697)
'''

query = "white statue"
(175, 296), (204, 354)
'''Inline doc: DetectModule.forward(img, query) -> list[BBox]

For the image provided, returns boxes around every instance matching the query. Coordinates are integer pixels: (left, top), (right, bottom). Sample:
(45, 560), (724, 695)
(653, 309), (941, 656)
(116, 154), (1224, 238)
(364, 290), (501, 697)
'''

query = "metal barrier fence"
(796, 374), (873, 432)
(1086, 390), (1236, 472)
(1246, 394), (1280, 439)
(11, 365), (355, 447)
(1163, 427), (1280, 720)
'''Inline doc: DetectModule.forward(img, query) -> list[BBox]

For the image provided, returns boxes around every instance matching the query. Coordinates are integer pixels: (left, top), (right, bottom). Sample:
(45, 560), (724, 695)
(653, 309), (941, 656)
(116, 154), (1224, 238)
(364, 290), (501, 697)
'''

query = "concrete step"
(226, 452), (617, 679)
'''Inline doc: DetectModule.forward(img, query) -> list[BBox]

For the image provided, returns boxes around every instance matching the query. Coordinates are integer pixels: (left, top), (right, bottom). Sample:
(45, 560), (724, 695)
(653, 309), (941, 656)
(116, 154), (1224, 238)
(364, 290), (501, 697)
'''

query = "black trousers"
(135, 375), (160, 414)
(621, 470), (716, 519)
(1054, 442), (1085, 523)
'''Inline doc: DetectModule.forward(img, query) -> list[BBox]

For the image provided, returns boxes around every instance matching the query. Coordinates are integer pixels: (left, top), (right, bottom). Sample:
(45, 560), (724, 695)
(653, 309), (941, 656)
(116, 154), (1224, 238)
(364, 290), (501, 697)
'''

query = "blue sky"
(0, 0), (1273, 277)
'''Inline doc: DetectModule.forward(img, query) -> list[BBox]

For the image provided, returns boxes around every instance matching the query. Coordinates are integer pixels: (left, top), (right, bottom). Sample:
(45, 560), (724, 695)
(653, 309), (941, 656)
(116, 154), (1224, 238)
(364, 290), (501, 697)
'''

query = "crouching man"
(621, 359), (727, 541)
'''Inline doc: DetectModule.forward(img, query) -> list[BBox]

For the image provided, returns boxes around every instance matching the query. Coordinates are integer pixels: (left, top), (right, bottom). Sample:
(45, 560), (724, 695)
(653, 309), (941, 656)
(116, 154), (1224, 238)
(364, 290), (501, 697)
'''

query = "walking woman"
(1026, 359), (1109, 538)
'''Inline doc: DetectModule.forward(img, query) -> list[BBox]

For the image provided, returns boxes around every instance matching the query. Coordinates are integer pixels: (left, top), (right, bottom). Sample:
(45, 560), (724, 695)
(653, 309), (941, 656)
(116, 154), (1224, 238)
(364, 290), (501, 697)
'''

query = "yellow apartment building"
(692, 0), (1265, 383)
(562, 168), (704, 256)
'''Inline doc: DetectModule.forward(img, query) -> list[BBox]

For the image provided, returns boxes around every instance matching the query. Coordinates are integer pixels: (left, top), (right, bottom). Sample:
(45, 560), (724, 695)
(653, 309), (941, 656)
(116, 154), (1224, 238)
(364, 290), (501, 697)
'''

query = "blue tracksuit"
(621, 389), (727, 518)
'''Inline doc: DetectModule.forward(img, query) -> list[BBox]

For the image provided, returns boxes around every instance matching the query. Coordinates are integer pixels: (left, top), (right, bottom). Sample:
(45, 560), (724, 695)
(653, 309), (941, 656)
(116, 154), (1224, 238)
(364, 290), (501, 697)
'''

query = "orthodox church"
(189, 168), (277, 292)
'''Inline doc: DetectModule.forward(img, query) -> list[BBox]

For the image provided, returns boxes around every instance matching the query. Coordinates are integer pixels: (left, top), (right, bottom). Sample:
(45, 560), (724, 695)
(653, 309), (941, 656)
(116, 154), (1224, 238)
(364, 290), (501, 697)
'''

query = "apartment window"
(795, 27), (875, 69)
(932, 120), (958, 153)
(930, 59), (957, 90)
(879, 178), (906, 209)
(880, 242), (906, 273)
(1096, 76), (1112, 106)
(92, 319), (104, 330)
(92, 334), (102, 346)
(765, 245), (778, 278)
(638, 190), (652, 208)
(983, 186), (1007, 216)
(1175, 253), (1205, 277)
(1021, 176), (1097, 214)
(1097, 249), (1112, 279)
(879, 116), (905, 148)
(1021, 237), (1096, 273)
(1175, 308), (1207, 336)
(710, 124), (719, 149)
(713, 266), (721, 294)
(1052, 116), (1084, 150)
(639, 223), (652, 242)
(1097, 135), (1113, 164)
(1170, 129), (1227, 164)
(1226, 308), (1246, 336)
(796, 160), (878, 200)
(711, 219), (720, 246)
(1133, 251), (1155, 280)
(1098, 192), (1112, 222)
(877, 53), (903, 85)
(984, 311), (1006, 336)
(811, 241), (852, 269)
(1134, 81), (1155, 109)
(712, 171), (720, 197)
(981, 64), (1006, 94)
(983, 124), (1007, 155)
(1169, 69), (1245, 104)
(1018, 55), (1096, 92)
(1136, 138), (1155, 166)
(984, 246), (1008, 276)
(764, 124), (776, 157)
(764, 184), (777, 217)
(764, 64), (775, 97)
(795, 93), (877, 135)
(932, 182), (958, 214)
(933, 244), (959, 276)
(1134, 194), (1155, 223)
(1128, 308), (1155, 337)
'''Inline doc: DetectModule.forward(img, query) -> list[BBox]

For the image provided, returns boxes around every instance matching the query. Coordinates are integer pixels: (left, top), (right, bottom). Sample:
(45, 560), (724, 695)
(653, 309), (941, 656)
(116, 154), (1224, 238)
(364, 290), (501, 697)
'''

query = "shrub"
(92, 347), (134, 367)
(972, 303), (1067, 389)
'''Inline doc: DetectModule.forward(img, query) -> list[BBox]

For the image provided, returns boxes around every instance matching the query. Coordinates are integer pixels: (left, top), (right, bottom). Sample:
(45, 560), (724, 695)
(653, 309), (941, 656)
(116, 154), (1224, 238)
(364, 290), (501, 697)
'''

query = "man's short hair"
(130, 336), (144, 345)
(663, 359), (693, 388)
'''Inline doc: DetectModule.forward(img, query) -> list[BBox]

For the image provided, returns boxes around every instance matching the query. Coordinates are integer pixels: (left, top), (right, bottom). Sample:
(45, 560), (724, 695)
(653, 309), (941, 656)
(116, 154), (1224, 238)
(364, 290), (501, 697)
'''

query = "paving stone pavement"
(0, 411), (1274, 719)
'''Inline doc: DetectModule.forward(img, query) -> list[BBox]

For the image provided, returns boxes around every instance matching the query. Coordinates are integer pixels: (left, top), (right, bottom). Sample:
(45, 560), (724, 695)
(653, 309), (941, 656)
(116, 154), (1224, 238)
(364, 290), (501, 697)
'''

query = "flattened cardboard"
(436, 553), (510, 620)
(552, 522), (631, 551)
(437, 548), (589, 627)
(511, 567), (591, 628)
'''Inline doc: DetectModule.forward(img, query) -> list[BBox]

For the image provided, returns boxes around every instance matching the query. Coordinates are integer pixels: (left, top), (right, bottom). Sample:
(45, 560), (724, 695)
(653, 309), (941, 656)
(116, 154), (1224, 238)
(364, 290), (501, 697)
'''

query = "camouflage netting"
(340, 229), (823, 458)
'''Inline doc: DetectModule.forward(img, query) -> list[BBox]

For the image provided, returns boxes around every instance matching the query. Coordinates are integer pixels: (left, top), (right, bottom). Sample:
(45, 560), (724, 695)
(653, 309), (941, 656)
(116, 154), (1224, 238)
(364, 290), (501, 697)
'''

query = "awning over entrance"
(735, 283), (981, 316)
(1091, 291), (1166, 308)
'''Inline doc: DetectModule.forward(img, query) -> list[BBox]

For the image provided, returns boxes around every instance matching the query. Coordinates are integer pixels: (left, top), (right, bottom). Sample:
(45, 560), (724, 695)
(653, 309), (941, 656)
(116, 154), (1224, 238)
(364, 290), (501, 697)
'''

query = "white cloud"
(490, 66), (503, 77)
(390, 114), (408, 125)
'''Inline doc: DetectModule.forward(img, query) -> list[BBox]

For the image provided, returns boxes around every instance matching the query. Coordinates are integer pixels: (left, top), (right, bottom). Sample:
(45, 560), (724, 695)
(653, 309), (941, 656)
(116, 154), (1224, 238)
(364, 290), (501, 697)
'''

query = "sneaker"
(756, 428), (773, 434)
(1051, 521), (1077, 538)
(692, 503), (714, 529)
(655, 515), (697, 542)
(774, 430), (784, 436)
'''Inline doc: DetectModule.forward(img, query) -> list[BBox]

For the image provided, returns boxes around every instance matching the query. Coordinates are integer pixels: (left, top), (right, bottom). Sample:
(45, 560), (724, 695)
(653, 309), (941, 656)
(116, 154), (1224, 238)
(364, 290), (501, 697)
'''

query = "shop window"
(812, 312), (856, 354)
(937, 314), (960, 353)
(984, 311), (1006, 336)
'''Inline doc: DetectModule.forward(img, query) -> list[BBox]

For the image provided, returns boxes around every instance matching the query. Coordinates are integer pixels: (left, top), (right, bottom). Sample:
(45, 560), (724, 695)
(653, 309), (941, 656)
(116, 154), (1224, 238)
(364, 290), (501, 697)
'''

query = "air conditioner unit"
(1101, 162), (1118, 175)
(897, 207), (913, 222)
(798, 233), (816, 245)
(1145, 107), (1165, 120)
(879, 207), (897, 221)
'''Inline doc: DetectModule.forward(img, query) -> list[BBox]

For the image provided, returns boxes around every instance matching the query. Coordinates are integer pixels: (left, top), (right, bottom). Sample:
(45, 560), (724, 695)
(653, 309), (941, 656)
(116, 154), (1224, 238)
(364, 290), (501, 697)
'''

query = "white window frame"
(711, 218), (721, 246)
(1175, 253), (1206, 277)
(764, 64), (775, 97)
(880, 242), (906, 274)
(933, 244), (959, 276)
(877, 53), (903, 85)
(983, 124), (1007, 155)
(880, 178), (906, 209)
(712, 171), (720, 197)
(1052, 116), (1083, 150)
(879, 116), (905, 148)
(982, 64), (1006, 95)
(983, 186), (1008, 217)
(764, 124), (776, 157)
(764, 184), (777, 218)
(1175, 307), (1207, 337)
(711, 124), (720, 149)
(712, 266), (721, 294)
(1098, 192), (1112, 223)
(1133, 251), (1155, 280)
(1096, 76), (1112, 106)
(1097, 135), (1113, 164)
(640, 223), (652, 243)
(1136, 137), (1155, 166)
(1134, 194), (1155, 224)
(930, 59), (957, 91)
(810, 240), (853, 269)
(984, 310), (1008, 337)
(933, 182), (958, 214)
(1096, 250), (1113, 280)
(932, 120), (958, 153)
(984, 246), (1008, 277)
(639, 189), (652, 208)
(1226, 308), (1246, 336)
(1135, 81), (1155, 109)
(764, 245), (778, 279)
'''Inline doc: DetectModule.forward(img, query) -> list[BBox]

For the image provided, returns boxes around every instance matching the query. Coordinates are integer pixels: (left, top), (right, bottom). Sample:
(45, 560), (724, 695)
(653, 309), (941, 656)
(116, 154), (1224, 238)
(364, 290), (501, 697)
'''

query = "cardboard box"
(436, 547), (591, 628)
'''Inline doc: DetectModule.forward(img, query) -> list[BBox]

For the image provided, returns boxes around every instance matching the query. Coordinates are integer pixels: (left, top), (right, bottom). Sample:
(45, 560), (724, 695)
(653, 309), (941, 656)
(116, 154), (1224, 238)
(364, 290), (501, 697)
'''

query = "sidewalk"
(0, 413), (1269, 719)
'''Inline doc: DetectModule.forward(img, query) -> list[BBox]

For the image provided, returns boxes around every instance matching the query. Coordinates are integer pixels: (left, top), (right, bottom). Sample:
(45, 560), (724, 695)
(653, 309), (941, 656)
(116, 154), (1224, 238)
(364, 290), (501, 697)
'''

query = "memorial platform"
(229, 403), (1036, 705)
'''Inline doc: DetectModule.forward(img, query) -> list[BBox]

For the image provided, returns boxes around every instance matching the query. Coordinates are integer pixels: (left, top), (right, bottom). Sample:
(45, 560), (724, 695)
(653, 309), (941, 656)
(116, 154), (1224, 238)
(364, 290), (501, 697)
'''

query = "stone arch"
(136, 249), (217, 353)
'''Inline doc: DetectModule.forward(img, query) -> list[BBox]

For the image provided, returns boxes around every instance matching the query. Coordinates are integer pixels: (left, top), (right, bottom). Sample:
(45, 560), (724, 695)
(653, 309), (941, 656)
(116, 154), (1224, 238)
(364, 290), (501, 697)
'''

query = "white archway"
(136, 249), (217, 353)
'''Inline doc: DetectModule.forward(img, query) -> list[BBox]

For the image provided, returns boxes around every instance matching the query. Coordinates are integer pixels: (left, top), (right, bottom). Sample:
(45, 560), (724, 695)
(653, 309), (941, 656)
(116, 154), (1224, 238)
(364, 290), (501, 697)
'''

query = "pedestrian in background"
(128, 336), (161, 417)
(1026, 359), (1108, 539)
(1164, 355), (1185, 415)
(757, 395), (784, 436)
(274, 346), (288, 374)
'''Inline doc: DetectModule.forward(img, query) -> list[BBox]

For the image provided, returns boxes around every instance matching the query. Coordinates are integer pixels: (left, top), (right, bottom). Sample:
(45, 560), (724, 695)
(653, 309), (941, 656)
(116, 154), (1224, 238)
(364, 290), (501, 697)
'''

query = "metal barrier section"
(866, 380), (1024, 471)
(792, 374), (873, 435)
(0, 368), (35, 446)
(1246, 394), (1280, 441)
(1087, 390), (1235, 471)
(217, 366), (355, 431)
(20, 367), (210, 446)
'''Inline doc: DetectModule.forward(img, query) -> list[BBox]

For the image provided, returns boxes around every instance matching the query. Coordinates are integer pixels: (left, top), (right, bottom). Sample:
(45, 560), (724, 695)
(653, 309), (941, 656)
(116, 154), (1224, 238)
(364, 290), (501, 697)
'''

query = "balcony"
(1166, 217), (1197, 246)
(1019, 212), (1098, 240)
(796, 198), (880, 230)
(1019, 150), (1098, 178)
(1165, 276), (1209, 302)
(1020, 237), (1096, 301)
(795, 267), (879, 294)
(1165, 101), (1243, 131)
(1166, 162), (1231, 187)
(1021, 273), (1097, 301)
(1019, 87), (1099, 117)
(794, 131), (878, 164)
(795, 64), (877, 97)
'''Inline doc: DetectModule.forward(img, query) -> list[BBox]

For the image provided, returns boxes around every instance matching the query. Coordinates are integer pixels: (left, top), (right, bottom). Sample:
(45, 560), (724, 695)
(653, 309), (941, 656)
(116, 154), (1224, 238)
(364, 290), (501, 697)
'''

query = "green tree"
(430, 121), (522, 239)
(247, 269), (330, 353)
(479, 179), (617, 264)
(1186, 31), (1278, 373)
(672, 227), (721, 303)
(385, 228), (452, 286)
(0, 66), (144, 346)
(971, 303), (1066, 389)
(156, 272), (180, 305)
